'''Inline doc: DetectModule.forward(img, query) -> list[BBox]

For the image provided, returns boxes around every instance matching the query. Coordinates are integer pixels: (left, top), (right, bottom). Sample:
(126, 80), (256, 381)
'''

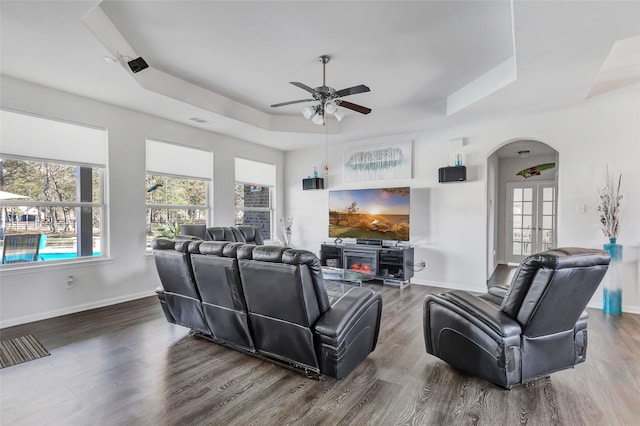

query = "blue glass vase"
(603, 238), (622, 315)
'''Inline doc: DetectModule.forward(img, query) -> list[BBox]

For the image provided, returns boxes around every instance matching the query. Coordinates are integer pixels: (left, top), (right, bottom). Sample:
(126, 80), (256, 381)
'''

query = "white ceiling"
(1, 1), (639, 151)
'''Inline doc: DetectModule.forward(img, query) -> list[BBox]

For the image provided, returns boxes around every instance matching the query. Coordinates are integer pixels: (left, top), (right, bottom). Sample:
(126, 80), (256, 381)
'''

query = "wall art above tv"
(328, 187), (410, 242)
(343, 140), (412, 182)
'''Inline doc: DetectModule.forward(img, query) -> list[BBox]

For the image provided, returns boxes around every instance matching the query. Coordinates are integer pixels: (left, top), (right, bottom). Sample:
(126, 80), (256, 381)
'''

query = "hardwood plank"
(1, 283), (639, 425)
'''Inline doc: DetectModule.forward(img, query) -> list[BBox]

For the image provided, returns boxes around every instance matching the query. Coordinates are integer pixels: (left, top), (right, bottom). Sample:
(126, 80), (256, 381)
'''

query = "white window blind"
(146, 139), (212, 180)
(235, 157), (275, 186)
(0, 109), (107, 166)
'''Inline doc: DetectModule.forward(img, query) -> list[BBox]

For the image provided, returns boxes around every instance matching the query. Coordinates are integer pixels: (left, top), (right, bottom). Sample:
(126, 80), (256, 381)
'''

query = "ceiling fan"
(270, 55), (371, 125)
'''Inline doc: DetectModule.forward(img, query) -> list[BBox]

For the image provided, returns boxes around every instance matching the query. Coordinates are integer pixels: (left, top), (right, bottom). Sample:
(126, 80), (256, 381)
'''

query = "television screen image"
(329, 187), (410, 241)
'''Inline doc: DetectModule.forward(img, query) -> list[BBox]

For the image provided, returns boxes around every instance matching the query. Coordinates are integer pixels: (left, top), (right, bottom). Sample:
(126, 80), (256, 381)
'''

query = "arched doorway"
(486, 140), (559, 282)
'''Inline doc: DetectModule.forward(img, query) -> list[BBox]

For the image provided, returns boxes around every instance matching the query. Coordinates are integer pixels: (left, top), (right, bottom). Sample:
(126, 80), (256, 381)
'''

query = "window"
(234, 158), (276, 241)
(235, 183), (273, 240)
(146, 140), (212, 248)
(146, 174), (209, 245)
(0, 109), (107, 264)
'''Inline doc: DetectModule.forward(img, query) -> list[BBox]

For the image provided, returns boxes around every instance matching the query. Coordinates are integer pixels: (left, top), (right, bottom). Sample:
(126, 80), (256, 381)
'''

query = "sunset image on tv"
(329, 187), (410, 241)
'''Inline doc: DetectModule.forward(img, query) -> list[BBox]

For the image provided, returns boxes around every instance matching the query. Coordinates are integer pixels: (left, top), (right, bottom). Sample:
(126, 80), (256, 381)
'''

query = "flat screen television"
(328, 187), (410, 242)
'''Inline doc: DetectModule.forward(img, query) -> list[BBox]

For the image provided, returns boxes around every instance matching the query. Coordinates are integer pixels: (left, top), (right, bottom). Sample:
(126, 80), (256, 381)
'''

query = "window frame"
(0, 155), (107, 266)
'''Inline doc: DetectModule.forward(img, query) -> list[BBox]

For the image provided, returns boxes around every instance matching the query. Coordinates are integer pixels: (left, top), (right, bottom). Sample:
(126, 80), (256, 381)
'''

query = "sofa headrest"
(283, 248), (331, 314)
(174, 235), (202, 242)
(174, 240), (192, 253)
(237, 244), (257, 259)
(151, 238), (174, 250)
(241, 245), (286, 261)
(222, 242), (246, 258)
(187, 240), (204, 253)
(282, 249), (319, 267)
(193, 241), (228, 255)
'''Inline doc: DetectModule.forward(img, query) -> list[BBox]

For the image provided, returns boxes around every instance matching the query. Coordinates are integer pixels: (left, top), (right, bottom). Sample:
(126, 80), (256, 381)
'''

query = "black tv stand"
(320, 242), (414, 288)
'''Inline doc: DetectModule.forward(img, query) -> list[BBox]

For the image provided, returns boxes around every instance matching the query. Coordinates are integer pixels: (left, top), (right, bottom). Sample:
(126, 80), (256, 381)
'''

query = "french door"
(505, 181), (557, 264)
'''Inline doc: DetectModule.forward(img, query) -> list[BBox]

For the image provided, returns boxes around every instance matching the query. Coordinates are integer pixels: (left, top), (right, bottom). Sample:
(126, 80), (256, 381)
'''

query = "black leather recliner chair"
(423, 247), (610, 389)
(237, 245), (382, 379)
(152, 238), (210, 335)
(189, 241), (255, 352)
(152, 240), (382, 379)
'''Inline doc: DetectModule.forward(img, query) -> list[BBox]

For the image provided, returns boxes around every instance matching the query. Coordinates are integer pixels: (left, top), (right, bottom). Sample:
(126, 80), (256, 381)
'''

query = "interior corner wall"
(0, 76), (284, 327)
(486, 153), (499, 277)
(284, 87), (640, 312)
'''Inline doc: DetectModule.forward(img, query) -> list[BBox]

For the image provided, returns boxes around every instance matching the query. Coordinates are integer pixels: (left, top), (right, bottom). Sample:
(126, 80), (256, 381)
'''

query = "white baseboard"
(587, 301), (640, 315)
(0, 290), (156, 329)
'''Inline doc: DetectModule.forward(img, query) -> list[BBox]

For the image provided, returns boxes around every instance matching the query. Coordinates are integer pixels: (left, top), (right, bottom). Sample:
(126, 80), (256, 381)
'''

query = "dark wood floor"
(1, 281), (639, 425)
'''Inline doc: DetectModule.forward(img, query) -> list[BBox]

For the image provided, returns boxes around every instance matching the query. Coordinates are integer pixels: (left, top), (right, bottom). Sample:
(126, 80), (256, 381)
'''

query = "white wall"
(285, 87), (640, 312)
(0, 76), (285, 327)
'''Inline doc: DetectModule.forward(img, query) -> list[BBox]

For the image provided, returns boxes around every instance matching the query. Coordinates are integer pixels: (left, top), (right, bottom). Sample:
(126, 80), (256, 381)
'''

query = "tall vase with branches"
(280, 217), (293, 247)
(597, 166), (623, 315)
(596, 166), (623, 243)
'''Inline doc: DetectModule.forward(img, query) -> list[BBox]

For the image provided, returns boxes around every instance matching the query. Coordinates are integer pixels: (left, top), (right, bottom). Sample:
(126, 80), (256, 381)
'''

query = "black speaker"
(438, 166), (467, 183)
(128, 57), (149, 73)
(302, 177), (324, 190)
(356, 239), (383, 246)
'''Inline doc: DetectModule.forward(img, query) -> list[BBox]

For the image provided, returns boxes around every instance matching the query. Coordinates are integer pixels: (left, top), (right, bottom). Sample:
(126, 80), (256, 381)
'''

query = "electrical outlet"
(66, 275), (75, 289)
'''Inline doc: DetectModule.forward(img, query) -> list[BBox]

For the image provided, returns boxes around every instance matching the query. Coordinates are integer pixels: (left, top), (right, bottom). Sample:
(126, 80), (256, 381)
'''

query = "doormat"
(0, 334), (50, 368)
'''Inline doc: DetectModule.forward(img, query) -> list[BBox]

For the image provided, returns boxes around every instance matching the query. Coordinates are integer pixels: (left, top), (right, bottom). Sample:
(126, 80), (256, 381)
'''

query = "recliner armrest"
(487, 285), (509, 299)
(315, 287), (382, 341)
(427, 290), (521, 338)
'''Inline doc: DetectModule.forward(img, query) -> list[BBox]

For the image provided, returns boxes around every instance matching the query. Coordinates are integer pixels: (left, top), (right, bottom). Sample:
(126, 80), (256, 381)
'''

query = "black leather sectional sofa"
(152, 238), (383, 379)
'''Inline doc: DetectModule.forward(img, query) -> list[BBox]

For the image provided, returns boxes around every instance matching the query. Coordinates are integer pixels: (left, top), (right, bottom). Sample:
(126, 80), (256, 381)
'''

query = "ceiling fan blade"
(290, 82), (317, 95)
(339, 101), (372, 115)
(334, 84), (370, 98)
(270, 99), (314, 108)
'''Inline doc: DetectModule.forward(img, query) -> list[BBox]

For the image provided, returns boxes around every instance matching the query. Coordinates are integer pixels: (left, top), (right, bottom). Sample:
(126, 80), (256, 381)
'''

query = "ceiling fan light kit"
(312, 112), (325, 125)
(271, 55), (372, 125)
(302, 105), (315, 119)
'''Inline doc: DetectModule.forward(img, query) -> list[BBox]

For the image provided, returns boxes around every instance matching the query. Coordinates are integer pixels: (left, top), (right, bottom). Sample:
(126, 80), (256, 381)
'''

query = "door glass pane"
(513, 230), (521, 242)
(543, 187), (554, 201)
(523, 216), (532, 228)
(513, 188), (522, 201)
(523, 188), (533, 201)
(522, 228), (532, 242)
(543, 201), (553, 215)
(523, 202), (532, 215)
(523, 242), (532, 255)
(512, 242), (521, 255)
(542, 216), (553, 229)
(513, 215), (522, 228)
(513, 202), (522, 214)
